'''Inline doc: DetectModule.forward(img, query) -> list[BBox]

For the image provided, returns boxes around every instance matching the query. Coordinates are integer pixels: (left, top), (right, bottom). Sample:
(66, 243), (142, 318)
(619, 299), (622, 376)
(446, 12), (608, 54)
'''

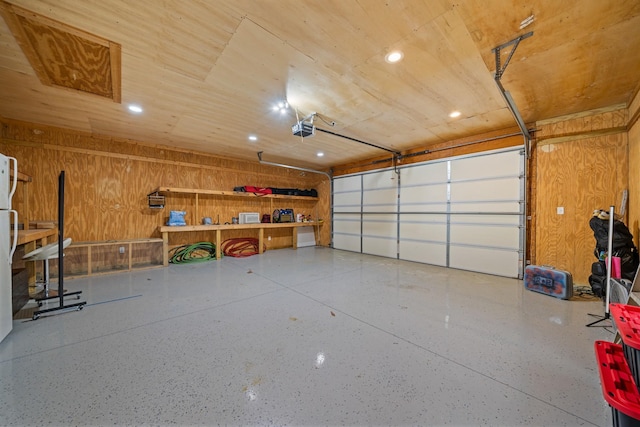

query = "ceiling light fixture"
(519, 14), (535, 30)
(449, 111), (461, 118)
(385, 51), (403, 63)
(317, 152), (324, 157)
(248, 135), (258, 141)
(128, 104), (143, 113)
(273, 101), (289, 114)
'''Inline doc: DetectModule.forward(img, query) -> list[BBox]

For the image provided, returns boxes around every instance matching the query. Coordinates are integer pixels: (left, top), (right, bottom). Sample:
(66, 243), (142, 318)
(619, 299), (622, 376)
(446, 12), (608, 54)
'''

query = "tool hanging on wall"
(147, 191), (165, 209)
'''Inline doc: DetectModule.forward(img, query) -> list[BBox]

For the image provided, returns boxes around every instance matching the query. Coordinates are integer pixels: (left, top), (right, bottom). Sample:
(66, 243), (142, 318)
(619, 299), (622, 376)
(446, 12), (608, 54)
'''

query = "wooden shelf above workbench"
(149, 187), (318, 201)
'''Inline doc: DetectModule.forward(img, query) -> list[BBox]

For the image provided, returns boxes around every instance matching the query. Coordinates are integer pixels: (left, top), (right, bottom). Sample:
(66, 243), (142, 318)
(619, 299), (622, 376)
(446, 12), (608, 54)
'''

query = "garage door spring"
(169, 242), (217, 264)
(221, 238), (265, 258)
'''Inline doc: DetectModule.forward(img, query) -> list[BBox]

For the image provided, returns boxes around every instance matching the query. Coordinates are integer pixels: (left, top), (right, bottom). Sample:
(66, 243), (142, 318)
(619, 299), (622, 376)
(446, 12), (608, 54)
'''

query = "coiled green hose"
(168, 242), (218, 264)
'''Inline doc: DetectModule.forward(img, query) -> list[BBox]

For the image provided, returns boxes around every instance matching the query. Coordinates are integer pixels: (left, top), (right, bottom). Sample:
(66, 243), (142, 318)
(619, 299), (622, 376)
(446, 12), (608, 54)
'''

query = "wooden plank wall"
(0, 118), (331, 252)
(629, 89), (640, 250)
(534, 105), (629, 285)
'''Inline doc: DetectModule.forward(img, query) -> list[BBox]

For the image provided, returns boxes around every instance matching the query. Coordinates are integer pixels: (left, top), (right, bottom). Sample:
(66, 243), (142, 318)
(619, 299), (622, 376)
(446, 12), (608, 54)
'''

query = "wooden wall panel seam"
(535, 104), (627, 126)
(536, 127), (628, 145)
(0, 137), (310, 180)
(628, 104), (640, 131)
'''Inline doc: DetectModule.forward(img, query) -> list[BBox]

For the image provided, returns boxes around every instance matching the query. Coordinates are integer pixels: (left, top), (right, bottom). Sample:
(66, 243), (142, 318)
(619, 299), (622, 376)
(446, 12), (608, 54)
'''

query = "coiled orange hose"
(221, 238), (266, 258)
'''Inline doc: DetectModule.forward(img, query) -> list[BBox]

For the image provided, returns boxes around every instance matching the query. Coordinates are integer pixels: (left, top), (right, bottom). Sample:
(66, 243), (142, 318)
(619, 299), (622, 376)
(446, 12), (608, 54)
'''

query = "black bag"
(270, 187), (299, 196)
(616, 246), (640, 281)
(591, 261), (606, 276)
(589, 274), (607, 298)
(589, 212), (639, 289)
(297, 189), (318, 197)
(589, 216), (636, 252)
(593, 246), (640, 281)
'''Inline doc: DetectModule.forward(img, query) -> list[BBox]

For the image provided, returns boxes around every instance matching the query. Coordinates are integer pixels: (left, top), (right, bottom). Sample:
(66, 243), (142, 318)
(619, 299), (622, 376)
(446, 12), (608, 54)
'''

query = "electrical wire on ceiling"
(294, 110), (401, 156)
(314, 112), (336, 127)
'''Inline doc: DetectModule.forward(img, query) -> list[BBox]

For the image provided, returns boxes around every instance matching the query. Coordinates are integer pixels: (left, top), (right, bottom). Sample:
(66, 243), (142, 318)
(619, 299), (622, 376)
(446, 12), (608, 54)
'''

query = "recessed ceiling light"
(317, 152), (324, 157)
(449, 111), (461, 118)
(385, 51), (403, 63)
(248, 135), (258, 141)
(128, 104), (143, 113)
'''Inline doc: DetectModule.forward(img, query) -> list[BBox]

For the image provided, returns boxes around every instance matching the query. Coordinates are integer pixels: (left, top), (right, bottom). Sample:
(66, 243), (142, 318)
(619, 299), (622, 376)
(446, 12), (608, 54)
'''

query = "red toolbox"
(594, 340), (640, 426)
(611, 303), (640, 389)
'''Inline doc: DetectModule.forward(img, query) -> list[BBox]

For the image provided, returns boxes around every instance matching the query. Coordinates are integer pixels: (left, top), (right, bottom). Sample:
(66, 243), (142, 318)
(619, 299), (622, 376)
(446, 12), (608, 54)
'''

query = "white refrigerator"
(1, 153), (19, 343)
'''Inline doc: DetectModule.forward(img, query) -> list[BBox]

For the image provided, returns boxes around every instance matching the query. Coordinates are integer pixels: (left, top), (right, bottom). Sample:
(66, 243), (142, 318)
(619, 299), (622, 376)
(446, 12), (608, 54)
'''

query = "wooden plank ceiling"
(0, 0), (639, 169)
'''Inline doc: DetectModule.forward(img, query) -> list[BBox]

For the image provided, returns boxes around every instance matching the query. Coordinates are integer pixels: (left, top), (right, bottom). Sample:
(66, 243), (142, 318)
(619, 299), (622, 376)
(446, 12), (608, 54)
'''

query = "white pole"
(605, 205), (614, 315)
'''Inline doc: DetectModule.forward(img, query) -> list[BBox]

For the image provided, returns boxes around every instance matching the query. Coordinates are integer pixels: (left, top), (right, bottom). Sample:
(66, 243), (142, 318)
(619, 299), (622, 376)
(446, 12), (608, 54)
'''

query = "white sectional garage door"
(333, 175), (362, 253)
(332, 148), (525, 278)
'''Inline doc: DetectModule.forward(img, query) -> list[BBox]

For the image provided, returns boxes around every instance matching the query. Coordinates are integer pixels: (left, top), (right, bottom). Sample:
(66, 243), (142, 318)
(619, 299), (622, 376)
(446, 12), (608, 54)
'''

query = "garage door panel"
(334, 175), (361, 192)
(449, 215), (520, 225)
(334, 197), (360, 213)
(451, 150), (521, 180)
(399, 219), (447, 242)
(400, 184), (448, 207)
(363, 171), (397, 213)
(334, 176), (362, 213)
(363, 215), (396, 238)
(449, 245), (520, 277)
(402, 162), (448, 186)
(333, 234), (361, 252)
(333, 215), (360, 233)
(400, 201), (448, 213)
(450, 179), (520, 202)
(363, 235), (396, 258)
(363, 170), (396, 188)
(450, 222), (520, 249)
(450, 201), (521, 213)
(399, 241), (446, 266)
(363, 188), (398, 212)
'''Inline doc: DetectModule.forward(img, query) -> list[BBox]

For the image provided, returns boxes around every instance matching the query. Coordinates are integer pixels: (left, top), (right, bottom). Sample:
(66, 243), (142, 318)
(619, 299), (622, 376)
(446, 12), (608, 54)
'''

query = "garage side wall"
(0, 118), (332, 248)
(534, 105), (629, 285)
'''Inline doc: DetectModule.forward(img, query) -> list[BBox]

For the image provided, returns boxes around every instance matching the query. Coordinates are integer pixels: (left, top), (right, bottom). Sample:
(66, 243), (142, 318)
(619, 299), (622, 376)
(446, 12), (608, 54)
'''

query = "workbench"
(158, 222), (322, 266)
(15, 228), (58, 246)
(13, 228), (59, 276)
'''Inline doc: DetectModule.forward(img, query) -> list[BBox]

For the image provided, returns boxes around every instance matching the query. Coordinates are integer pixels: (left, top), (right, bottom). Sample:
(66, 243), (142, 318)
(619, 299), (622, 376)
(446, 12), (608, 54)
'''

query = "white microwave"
(239, 212), (261, 224)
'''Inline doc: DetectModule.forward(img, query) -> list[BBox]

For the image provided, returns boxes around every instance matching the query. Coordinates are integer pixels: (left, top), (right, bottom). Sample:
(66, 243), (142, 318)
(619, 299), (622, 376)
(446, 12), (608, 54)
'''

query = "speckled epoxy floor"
(0, 247), (615, 426)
